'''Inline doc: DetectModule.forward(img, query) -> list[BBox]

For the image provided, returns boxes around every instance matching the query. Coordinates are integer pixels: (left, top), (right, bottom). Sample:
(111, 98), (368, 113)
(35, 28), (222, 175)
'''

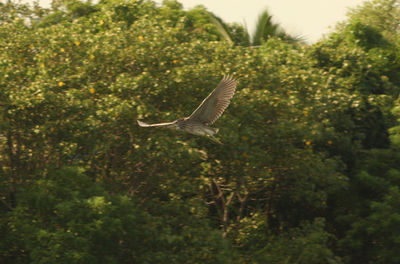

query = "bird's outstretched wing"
(137, 120), (176, 128)
(188, 76), (236, 125)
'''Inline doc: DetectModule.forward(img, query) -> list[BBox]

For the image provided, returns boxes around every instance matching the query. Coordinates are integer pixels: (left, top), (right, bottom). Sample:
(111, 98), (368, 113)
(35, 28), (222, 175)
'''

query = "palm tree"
(209, 8), (304, 46)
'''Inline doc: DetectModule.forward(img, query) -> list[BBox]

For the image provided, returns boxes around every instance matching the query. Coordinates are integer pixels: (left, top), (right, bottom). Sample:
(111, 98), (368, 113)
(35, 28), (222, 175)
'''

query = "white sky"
(27, 0), (368, 43)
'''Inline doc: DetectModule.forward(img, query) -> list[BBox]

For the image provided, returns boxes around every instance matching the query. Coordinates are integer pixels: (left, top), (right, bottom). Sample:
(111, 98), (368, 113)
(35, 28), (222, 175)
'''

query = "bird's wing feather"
(188, 76), (236, 125)
(137, 120), (176, 127)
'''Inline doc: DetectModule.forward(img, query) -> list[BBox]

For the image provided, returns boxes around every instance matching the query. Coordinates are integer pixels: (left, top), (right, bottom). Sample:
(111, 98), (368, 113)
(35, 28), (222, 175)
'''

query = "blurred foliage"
(344, 0), (400, 41)
(0, 0), (399, 263)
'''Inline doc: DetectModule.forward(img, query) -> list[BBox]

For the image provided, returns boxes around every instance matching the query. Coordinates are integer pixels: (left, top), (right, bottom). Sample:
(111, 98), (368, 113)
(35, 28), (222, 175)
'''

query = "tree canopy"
(1, 0), (400, 263)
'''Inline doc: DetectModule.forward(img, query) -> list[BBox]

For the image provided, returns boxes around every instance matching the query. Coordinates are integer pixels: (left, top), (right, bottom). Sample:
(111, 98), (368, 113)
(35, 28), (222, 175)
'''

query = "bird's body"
(176, 118), (219, 137)
(137, 76), (237, 143)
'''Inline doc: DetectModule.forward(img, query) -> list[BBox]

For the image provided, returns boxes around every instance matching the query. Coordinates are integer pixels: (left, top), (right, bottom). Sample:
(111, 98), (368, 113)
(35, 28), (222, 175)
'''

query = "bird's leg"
(208, 135), (223, 144)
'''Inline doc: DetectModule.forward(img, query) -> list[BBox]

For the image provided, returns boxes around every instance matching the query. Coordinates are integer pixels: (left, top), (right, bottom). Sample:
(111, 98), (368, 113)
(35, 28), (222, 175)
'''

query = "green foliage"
(251, 8), (302, 45)
(240, 218), (342, 264)
(252, 9), (277, 46)
(335, 148), (400, 263)
(228, 23), (251, 46)
(367, 186), (400, 263)
(389, 99), (400, 147)
(1, 0), (400, 263)
(345, 0), (400, 41)
(208, 7), (304, 46)
(338, 185), (400, 263)
(1, 167), (233, 263)
(345, 21), (388, 50)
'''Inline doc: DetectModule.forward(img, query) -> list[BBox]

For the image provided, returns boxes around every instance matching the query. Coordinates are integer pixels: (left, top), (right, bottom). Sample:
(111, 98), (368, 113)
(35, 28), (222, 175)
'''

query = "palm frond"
(252, 8), (305, 45)
(209, 13), (233, 45)
(252, 8), (274, 46)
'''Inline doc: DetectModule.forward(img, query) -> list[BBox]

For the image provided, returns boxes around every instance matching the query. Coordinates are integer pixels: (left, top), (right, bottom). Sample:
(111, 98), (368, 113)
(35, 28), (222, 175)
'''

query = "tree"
(345, 0), (400, 41)
(209, 7), (304, 46)
(1, 167), (234, 263)
(1, 0), (400, 263)
(389, 99), (400, 148)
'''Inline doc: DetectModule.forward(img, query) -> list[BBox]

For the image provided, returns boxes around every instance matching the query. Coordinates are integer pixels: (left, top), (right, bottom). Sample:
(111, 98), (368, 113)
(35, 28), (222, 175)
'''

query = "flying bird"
(137, 76), (237, 143)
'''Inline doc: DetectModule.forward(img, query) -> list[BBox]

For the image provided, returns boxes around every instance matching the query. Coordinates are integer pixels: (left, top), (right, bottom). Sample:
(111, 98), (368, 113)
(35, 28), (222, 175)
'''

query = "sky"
(27, 0), (369, 43)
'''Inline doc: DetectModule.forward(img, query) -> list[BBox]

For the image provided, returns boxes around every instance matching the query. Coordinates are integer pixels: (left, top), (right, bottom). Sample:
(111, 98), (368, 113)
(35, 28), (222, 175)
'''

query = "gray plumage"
(137, 76), (237, 143)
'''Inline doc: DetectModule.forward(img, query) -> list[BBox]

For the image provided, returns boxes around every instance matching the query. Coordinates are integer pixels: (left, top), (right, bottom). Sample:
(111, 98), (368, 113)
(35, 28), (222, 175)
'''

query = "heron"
(137, 75), (237, 143)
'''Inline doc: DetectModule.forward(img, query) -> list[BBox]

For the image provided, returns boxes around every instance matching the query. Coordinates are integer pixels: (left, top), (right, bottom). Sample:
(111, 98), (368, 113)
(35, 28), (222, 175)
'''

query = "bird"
(137, 75), (237, 143)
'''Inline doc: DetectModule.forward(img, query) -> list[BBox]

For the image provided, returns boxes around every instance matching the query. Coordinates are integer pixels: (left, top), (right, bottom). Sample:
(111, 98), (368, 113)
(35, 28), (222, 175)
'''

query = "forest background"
(1, 0), (400, 263)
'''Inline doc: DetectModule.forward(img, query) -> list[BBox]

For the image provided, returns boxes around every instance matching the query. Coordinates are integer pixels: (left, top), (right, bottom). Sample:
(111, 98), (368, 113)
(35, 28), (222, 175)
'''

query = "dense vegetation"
(1, 0), (400, 263)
